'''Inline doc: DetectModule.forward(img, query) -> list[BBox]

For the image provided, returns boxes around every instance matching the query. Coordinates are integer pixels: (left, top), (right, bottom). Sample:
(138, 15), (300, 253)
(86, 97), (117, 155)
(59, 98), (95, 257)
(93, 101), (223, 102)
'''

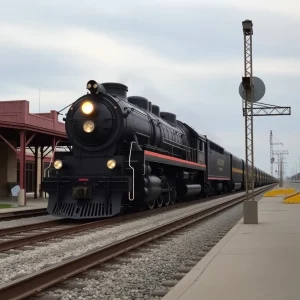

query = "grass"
(0, 204), (13, 209)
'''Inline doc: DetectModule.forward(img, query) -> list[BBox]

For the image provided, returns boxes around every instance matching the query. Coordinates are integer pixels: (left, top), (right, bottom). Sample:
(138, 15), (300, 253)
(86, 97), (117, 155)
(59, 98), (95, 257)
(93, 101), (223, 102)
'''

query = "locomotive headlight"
(53, 159), (63, 170)
(81, 101), (94, 115)
(83, 120), (95, 133)
(107, 159), (116, 169)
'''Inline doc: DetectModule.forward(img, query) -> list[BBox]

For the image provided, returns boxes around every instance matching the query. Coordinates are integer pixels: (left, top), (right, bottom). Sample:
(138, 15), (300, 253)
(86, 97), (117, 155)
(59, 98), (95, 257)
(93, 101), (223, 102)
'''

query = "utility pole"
(278, 154), (287, 187)
(270, 130), (273, 176)
(273, 149), (289, 187)
(270, 130), (283, 177)
(239, 20), (291, 224)
(279, 156), (282, 186)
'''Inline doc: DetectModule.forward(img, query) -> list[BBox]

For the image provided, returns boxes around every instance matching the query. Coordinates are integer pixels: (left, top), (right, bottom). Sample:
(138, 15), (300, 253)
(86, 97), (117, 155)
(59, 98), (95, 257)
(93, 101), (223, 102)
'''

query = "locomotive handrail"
(128, 141), (136, 201)
(143, 144), (183, 159)
(128, 140), (146, 201)
(163, 138), (197, 162)
(44, 139), (62, 179)
(42, 139), (64, 200)
(124, 105), (149, 119)
(163, 137), (195, 152)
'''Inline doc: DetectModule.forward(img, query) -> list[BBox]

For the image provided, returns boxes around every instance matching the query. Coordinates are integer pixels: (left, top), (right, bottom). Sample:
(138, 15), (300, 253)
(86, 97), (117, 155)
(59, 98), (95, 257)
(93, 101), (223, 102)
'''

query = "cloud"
(215, 0), (300, 17)
(2, 23), (300, 85)
(0, 1), (299, 176)
(2, 1), (300, 62)
(0, 44), (83, 93)
(151, 0), (300, 17)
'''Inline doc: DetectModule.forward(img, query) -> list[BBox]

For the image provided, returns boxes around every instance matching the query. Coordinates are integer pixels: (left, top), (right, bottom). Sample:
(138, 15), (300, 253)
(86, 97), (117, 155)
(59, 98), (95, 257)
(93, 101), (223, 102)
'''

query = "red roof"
(0, 100), (66, 137)
(0, 100), (69, 147)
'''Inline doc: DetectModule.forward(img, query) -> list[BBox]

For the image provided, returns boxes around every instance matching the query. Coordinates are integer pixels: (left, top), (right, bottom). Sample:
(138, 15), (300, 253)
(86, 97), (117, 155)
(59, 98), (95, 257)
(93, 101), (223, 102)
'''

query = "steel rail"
(0, 209), (48, 221)
(0, 185), (274, 300)
(0, 185), (272, 251)
(0, 185), (271, 237)
(0, 220), (67, 237)
(0, 194), (218, 237)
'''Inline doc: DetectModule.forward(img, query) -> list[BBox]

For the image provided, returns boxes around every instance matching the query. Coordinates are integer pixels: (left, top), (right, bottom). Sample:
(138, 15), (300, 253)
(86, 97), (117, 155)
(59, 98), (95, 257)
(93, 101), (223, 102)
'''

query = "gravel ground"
(45, 203), (244, 300)
(0, 191), (246, 284)
(0, 215), (62, 229)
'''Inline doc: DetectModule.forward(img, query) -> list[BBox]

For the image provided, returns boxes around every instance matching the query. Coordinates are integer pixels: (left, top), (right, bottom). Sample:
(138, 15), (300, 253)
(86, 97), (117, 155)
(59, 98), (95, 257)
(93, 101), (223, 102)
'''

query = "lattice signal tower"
(242, 20), (255, 201)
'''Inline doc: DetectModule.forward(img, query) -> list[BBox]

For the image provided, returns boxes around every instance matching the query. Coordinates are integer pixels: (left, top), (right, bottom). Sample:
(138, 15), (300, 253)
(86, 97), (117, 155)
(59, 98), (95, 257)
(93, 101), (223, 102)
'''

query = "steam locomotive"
(41, 80), (277, 219)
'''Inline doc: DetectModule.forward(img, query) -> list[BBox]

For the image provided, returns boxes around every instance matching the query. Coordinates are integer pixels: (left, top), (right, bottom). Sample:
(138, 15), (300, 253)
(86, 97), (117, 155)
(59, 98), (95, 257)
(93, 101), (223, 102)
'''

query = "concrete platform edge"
(162, 218), (243, 300)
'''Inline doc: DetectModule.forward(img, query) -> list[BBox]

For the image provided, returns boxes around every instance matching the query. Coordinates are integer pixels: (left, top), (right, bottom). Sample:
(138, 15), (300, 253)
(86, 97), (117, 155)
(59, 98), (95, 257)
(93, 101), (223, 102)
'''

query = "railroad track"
(0, 184), (274, 300)
(0, 186), (271, 252)
(0, 209), (48, 222)
(0, 186), (266, 226)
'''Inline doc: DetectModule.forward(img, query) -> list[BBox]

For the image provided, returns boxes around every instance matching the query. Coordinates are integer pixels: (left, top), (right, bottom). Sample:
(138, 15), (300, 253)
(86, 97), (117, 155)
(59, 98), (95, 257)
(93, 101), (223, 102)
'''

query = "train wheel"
(147, 199), (156, 210)
(156, 196), (163, 208)
(161, 178), (171, 206)
(164, 196), (170, 206)
(170, 189), (176, 205)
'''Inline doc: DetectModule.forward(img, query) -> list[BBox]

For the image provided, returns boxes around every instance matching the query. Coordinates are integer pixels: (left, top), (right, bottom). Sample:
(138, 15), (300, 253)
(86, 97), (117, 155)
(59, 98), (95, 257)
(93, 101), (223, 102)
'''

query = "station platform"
(163, 183), (300, 300)
(0, 192), (48, 214)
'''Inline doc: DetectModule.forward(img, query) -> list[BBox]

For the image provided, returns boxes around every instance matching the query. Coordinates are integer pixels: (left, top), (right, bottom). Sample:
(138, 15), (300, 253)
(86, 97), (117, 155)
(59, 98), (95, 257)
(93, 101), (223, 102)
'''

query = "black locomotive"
(41, 80), (277, 219)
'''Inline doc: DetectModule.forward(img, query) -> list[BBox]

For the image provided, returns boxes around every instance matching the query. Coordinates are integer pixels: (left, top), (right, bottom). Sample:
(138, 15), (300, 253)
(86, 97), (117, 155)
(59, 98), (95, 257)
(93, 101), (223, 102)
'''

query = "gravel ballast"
(45, 203), (245, 300)
(0, 191), (248, 284)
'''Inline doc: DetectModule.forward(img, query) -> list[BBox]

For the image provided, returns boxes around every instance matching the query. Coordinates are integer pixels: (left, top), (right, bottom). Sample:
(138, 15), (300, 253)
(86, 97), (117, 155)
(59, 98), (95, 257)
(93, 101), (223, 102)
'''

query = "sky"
(0, 0), (299, 177)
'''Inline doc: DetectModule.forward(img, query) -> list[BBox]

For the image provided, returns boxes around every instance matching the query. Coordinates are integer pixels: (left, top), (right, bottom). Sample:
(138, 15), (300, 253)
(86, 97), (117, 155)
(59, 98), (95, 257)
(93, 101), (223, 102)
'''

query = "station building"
(0, 100), (69, 205)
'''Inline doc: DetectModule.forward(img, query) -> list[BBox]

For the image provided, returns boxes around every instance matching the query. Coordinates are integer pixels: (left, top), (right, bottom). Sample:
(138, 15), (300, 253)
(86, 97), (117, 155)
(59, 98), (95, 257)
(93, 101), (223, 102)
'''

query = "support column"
(0, 134), (18, 197)
(0, 142), (8, 197)
(34, 145), (38, 199)
(18, 130), (26, 206)
(7, 143), (17, 184)
(39, 147), (44, 197)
